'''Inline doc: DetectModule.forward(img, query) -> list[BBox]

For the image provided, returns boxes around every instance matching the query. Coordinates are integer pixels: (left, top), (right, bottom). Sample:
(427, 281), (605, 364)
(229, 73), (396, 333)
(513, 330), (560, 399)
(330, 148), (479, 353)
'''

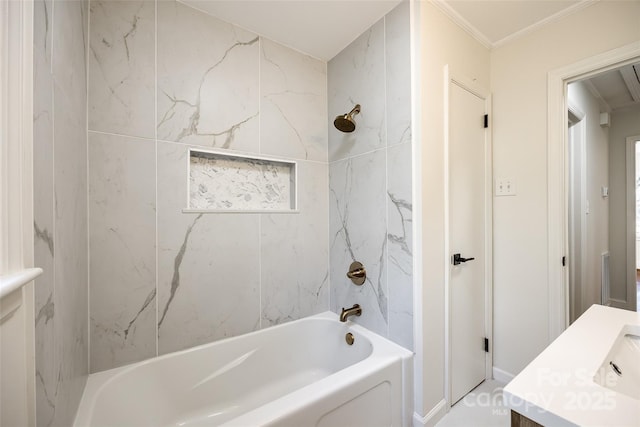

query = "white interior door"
(449, 80), (488, 405)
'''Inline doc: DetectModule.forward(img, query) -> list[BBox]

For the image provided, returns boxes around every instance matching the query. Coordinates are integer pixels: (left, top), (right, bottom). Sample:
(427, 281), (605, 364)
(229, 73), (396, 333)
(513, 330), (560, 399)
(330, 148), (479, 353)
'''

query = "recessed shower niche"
(186, 149), (298, 213)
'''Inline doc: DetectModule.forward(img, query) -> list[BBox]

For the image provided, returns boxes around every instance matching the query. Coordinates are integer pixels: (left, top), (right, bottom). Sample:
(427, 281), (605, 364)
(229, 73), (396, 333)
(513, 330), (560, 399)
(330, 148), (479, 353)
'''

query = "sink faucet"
(340, 304), (362, 322)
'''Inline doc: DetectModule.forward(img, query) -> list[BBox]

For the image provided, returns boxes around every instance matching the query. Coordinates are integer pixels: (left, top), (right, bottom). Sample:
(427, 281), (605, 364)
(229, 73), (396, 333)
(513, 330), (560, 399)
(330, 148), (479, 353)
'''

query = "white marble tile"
(52, 0), (87, 119)
(329, 150), (388, 336)
(34, 0), (52, 65)
(328, 19), (386, 162)
(157, 141), (261, 355)
(260, 38), (328, 162)
(52, 80), (89, 427)
(33, 2), (56, 422)
(89, 132), (156, 372)
(50, 0), (89, 423)
(89, 0), (155, 138)
(387, 142), (413, 350)
(189, 153), (294, 210)
(157, 1), (259, 151)
(385, 2), (412, 148)
(261, 161), (329, 327)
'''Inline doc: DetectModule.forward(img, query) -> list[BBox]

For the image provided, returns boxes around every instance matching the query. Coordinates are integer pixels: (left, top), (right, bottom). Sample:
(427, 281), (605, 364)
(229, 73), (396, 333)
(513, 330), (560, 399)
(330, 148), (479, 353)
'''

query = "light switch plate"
(495, 179), (516, 196)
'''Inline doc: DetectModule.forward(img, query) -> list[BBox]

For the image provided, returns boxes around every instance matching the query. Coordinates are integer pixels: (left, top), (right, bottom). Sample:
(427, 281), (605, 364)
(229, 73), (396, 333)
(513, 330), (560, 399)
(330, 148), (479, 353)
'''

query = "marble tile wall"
(88, 0), (329, 370)
(328, 2), (414, 350)
(33, 0), (90, 425)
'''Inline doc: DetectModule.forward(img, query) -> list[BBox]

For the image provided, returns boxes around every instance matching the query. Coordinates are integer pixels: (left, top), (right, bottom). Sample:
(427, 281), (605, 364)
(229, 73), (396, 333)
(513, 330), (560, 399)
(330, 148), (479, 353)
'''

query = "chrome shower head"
(333, 104), (361, 133)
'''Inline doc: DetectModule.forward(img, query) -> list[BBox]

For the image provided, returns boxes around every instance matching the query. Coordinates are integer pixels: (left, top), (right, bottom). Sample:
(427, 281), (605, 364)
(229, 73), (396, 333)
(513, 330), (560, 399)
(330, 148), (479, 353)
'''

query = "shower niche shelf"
(184, 148), (298, 213)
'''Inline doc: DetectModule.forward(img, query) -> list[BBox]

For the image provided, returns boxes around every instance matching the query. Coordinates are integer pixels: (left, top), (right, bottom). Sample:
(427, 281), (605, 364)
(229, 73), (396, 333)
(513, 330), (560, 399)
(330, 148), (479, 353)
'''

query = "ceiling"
(584, 62), (640, 112)
(178, 0), (600, 60)
(173, 2), (639, 119)
(179, 0), (402, 61)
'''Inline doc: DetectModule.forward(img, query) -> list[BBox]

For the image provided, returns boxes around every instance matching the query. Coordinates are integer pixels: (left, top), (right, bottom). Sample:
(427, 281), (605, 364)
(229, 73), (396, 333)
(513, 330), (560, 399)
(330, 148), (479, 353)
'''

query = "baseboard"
(493, 366), (515, 384)
(413, 399), (447, 427)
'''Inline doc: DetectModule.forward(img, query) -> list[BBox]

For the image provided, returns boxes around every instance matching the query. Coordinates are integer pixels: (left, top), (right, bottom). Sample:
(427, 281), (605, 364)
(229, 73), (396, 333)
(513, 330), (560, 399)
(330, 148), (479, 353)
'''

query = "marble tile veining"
(189, 153), (294, 211)
(260, 38), (328, 162)
(79, 0), (413, 373)
(157, 141), (261, 355)
(330, 150), (388, 336)
(89, 0), (155, 138)
(157, 0), (259, 151)
(261, 161), (329, 327)
(46, 0), (90, 424)
(387, 142), (414, 350)
(328, 18), (386, 162)
(385, 2), (412, 148)
(52, 78), (89, 427)
(89, 132), (156, 372)
(33, 1), (56, 422)
(327, 3), (413, 349)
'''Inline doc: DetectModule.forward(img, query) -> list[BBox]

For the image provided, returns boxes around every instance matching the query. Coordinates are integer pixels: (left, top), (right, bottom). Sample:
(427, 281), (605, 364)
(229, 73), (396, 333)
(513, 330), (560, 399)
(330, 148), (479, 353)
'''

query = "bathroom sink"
(593, 324), (640, 401)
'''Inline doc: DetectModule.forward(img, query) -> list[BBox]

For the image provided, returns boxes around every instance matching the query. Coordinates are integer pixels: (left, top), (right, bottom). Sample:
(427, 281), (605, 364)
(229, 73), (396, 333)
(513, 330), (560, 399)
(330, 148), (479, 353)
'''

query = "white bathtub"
(74, 312), (413, 427)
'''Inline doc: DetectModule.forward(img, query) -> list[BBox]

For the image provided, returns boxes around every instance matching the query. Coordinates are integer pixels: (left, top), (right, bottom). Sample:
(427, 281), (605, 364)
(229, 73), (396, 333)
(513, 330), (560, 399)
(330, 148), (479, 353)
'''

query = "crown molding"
(432, 0), (599, 51)
(430, 0), (493, 50)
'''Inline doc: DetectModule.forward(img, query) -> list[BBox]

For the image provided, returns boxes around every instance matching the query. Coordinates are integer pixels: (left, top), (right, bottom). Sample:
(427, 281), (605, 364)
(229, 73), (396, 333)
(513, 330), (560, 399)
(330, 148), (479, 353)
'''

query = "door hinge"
(483, 114), (489, 128)
(484, 337), (489, 353)
(562, 256), (566, 267)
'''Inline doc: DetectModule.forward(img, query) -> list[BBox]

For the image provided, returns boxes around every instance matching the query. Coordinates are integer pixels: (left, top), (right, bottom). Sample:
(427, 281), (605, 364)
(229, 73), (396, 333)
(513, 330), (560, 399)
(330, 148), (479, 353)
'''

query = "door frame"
(624, 135), (640, 311)
(444, 65), (493, 407)
(567, 103), (586, 322)
(548, 42), (640, 340)
(0, 0), (36, 425)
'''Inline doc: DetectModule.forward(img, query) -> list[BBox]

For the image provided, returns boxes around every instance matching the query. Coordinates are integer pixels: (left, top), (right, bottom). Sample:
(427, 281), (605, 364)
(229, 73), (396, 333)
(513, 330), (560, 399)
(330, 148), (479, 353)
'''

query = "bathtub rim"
(75, 311), (414, 426)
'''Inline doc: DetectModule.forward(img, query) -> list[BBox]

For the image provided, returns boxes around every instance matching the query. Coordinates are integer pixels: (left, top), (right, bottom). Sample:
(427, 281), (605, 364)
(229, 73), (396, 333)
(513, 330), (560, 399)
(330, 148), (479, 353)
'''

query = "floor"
(435, 380), (509, 427)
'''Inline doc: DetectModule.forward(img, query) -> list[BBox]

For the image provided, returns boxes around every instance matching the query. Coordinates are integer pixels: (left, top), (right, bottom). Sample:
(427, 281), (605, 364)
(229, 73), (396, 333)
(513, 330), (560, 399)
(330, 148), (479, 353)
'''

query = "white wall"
(608, 105), (640, 303)
(567, 81), (609, 318)
(416, 1), (490, 421)
(491, 0), (640, 377)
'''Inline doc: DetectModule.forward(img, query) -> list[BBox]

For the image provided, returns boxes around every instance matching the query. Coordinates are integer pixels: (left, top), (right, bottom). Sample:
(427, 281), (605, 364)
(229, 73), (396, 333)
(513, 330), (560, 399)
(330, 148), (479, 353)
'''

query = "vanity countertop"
(503, 304), (640, 427)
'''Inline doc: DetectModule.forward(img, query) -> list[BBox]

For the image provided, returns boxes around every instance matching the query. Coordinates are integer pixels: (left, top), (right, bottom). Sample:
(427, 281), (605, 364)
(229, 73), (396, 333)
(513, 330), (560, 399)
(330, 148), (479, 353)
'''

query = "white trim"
(492, 367), (516, 384)
(547, 42), (640, 342)
(412, 399), (447, 427)
(444, 65), (493, 406)
(0, 0), (9, 272)
(430, 1), (492, 50)
(625, 136), (640, 312)
(0, 0), (36, 425)
(484, 93), (493, 382)
(0, 268), (43, 300)
(431, 0), (598, 50)
(443, 64), (451, 408)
